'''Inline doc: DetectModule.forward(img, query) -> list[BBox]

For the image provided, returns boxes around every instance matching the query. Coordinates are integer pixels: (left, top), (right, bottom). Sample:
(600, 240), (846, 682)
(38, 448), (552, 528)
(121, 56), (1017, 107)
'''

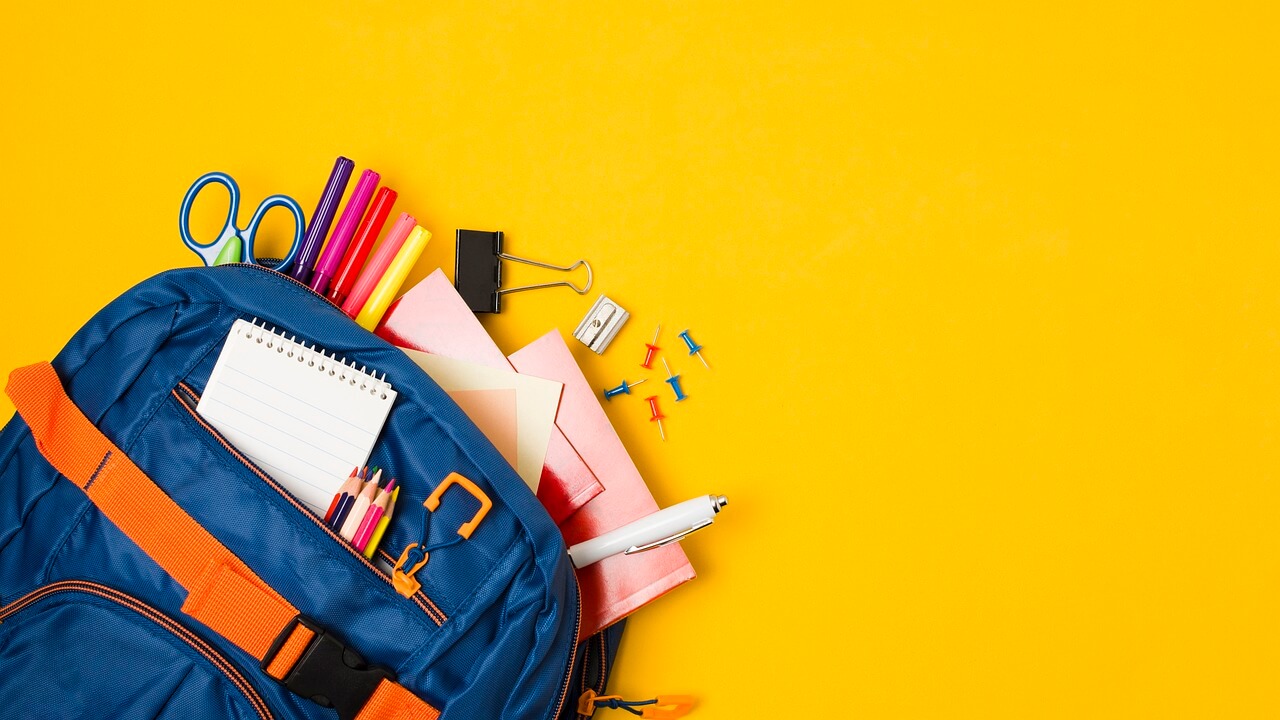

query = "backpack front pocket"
(0, 580), (274, 720)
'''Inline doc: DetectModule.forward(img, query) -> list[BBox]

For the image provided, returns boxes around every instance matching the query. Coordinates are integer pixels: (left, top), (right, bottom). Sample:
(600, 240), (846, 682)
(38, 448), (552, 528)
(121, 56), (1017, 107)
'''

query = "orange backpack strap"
(7, 362), (439, 720)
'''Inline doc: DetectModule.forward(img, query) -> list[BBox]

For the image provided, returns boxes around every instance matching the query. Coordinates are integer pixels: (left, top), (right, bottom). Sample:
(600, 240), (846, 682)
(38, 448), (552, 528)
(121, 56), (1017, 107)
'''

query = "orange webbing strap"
(357, 680), (442, 720)
(7, 363), (439, 720)
(264, 623), (317, 680)
(5, 362), (297, 658)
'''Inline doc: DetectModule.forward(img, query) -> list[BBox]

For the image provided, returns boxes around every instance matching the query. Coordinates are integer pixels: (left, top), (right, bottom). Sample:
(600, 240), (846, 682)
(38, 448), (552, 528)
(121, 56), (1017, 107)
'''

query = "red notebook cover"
(509, 330), (696, 637)
(376, 269), (604, 523)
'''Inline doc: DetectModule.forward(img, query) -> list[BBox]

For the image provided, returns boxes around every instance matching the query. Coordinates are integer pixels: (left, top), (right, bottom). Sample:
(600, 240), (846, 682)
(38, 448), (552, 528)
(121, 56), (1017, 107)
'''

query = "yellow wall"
(3, 2), (1279, 716)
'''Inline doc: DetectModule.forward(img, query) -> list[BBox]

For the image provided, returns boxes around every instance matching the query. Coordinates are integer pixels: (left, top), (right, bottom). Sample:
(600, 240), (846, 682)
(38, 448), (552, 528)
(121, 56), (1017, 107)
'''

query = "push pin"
(662, 358), (687, 402)
(678, 329), (709, 369)
(644, 395), (667, 441)
(603, 378), (647, 401)
(641, 325), (661, 369)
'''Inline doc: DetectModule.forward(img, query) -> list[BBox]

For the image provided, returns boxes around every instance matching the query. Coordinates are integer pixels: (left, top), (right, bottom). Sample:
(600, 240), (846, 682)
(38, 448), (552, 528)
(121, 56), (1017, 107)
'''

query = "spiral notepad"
(197, 319), (397, 515)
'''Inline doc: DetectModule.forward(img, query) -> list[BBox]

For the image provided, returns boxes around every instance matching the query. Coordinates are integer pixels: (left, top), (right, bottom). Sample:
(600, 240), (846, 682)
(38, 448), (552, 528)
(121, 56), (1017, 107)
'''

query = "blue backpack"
(0, 265), (630, 720)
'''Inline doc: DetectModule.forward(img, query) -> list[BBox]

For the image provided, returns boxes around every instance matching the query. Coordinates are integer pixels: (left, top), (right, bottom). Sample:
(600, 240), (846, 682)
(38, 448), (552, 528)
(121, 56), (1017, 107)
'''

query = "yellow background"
(3, 2), (1279, 717)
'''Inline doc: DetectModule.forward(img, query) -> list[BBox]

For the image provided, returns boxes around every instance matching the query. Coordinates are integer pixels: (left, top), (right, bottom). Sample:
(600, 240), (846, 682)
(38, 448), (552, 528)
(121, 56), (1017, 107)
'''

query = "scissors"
(179, 171), (306, 270)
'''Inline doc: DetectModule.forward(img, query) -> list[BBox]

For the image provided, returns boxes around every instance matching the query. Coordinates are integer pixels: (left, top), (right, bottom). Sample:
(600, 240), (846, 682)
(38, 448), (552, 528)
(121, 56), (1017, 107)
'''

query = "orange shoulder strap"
(7, 362), (438, 720)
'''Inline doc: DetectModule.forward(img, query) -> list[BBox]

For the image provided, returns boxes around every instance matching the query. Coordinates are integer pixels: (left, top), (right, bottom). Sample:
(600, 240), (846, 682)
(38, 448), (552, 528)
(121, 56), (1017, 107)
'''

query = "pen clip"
(624, 518), (714, 555)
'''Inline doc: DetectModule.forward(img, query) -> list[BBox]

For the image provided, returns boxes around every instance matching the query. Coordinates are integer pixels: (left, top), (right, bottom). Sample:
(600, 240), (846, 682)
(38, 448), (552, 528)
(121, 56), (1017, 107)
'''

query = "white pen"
(567, 494), (728, 569)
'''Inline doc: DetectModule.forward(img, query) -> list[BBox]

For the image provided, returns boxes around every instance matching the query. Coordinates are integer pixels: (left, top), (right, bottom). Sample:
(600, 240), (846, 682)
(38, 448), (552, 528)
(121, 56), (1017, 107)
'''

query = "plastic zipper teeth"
(0, 580), (274, 720)
(550, 569), (584, 720)
(173, 384), (446, 626)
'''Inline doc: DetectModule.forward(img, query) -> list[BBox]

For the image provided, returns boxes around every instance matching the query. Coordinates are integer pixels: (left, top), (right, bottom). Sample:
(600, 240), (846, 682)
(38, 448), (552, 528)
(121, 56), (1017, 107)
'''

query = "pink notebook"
(509, 331), (696, 637)
(377, 270), (604, 523)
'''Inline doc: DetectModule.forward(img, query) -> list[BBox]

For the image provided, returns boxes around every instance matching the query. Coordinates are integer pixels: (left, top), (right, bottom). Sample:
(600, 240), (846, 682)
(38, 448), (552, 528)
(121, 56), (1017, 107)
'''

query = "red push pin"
(641, 325), (661, 370)
(644, 395), (666, 441)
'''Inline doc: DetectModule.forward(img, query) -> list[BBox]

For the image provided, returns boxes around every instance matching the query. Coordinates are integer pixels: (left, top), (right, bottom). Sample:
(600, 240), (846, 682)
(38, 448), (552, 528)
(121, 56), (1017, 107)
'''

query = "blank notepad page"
(197, 319), (397, 515)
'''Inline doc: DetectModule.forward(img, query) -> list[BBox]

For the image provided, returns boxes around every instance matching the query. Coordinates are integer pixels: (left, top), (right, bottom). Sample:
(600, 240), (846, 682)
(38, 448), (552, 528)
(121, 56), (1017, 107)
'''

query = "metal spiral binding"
(241, 319), (394, 400)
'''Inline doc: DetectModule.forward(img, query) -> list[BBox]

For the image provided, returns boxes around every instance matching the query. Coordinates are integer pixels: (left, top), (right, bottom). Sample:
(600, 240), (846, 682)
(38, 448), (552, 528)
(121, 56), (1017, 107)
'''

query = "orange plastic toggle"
(642, 696), (697, 719)
(391, 543), (430, 598)
(424, 472), (493, 540)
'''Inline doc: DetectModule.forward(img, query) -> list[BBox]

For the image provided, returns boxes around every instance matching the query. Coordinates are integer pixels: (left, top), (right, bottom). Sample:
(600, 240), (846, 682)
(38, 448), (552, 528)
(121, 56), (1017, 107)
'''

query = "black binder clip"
(454, 229), (593, 313)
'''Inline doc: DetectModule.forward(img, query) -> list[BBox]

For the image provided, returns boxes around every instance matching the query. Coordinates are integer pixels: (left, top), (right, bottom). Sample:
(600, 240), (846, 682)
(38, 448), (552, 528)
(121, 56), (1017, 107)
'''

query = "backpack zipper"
(0, 579), (274, 720)
(551, 569), (584, 720)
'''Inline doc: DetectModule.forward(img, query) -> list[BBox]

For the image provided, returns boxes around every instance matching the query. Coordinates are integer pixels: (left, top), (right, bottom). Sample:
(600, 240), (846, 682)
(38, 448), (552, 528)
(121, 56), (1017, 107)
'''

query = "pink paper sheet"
(376, 269), (603, 523)
(509, 331), (695, 636)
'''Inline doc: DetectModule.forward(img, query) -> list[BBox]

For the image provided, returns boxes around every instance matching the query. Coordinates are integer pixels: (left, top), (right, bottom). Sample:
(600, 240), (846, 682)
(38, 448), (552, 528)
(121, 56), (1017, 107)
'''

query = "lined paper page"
(197, 319), (397, 515)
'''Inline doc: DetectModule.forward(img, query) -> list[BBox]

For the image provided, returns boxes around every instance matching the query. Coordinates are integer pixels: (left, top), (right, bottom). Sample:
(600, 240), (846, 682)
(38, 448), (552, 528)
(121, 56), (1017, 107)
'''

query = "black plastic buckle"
(261, 616), (395, 720)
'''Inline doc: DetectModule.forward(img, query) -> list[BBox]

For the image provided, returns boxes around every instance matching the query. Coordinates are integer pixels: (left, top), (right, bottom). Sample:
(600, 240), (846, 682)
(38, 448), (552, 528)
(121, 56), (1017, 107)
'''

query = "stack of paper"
(510, 332), (695, 636)
(378, 270), (696, 636)
(379, 269), (603, 523)
(401, 349), (561, 493)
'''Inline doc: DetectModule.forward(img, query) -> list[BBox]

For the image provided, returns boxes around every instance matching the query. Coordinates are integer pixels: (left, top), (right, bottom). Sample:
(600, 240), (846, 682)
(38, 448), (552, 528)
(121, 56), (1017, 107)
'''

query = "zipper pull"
(390, 472), (493, 599)
(578, 689), (696, 718)
(391, 542), (430, 598)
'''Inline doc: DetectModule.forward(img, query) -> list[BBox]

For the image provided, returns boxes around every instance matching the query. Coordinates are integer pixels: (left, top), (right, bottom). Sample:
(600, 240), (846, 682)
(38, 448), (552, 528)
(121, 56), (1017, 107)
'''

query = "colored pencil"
(329, 467), (368, 530)
(340, 470), (381, 541)
(363, 486), (400, 560)
(353, 478), (396, 552)
(323, 467), (361, 524)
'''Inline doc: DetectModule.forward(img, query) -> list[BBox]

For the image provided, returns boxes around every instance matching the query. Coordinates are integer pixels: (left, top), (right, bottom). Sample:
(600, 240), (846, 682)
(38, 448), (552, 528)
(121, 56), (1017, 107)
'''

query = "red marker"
(328, 187), (398, 307)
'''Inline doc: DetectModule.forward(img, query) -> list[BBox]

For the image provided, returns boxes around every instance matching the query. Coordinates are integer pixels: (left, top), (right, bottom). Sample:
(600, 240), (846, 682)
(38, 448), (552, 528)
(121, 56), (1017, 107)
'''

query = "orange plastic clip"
(424, 472), (493, 540)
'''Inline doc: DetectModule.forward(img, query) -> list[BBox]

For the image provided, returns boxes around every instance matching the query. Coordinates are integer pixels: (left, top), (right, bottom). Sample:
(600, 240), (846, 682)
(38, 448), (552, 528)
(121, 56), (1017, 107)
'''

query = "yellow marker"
(363, 486), (399, 559)
(355, 226), (431, 330)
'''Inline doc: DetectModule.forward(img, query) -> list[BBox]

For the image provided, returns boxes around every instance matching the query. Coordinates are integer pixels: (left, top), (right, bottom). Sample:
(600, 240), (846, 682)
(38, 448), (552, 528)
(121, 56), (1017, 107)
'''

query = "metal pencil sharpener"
(573, 295), (630, 354)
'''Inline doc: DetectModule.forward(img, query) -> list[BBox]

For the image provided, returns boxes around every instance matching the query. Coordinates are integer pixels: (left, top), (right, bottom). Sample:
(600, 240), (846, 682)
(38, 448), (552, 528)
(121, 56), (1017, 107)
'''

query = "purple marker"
(291, 156), (354, 284)
(310, 168), (381, 294)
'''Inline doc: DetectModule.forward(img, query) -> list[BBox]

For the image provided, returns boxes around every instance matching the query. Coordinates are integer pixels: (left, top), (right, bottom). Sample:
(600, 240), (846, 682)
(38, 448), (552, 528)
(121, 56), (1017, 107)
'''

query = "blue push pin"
(603, 378), (647, 401)
(678, 329), (709, 369)
(662, 358), (688, 402)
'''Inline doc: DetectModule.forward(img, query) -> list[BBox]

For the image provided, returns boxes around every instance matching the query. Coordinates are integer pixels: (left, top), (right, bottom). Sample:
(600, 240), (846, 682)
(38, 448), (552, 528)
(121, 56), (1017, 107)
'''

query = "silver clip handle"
(623, 518), (714, 555)
(496, 254), (593, 296)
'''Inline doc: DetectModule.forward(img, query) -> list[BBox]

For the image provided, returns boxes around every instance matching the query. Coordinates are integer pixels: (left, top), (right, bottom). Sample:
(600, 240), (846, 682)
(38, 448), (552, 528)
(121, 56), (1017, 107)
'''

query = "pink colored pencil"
(341, 213), (416, 318)
(353, 478), (396, 552)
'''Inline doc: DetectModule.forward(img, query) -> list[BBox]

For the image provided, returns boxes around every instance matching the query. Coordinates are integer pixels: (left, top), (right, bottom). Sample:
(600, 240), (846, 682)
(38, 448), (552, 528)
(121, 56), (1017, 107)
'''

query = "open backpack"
(0, 265), (662, 720)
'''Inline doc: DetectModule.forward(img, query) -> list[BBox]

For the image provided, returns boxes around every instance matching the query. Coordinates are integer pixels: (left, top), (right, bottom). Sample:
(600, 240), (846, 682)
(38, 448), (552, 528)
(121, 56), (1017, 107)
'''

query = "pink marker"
(342, 212), (417, 318)
(311, 169), (381, 295)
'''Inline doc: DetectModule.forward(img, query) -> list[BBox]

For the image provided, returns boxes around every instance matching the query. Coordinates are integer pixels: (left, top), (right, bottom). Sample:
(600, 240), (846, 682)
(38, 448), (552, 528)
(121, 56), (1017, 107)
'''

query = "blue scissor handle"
(179, 171), (306, 271)
(179, 171), (242, 266)
(241, 193), (305, 272)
